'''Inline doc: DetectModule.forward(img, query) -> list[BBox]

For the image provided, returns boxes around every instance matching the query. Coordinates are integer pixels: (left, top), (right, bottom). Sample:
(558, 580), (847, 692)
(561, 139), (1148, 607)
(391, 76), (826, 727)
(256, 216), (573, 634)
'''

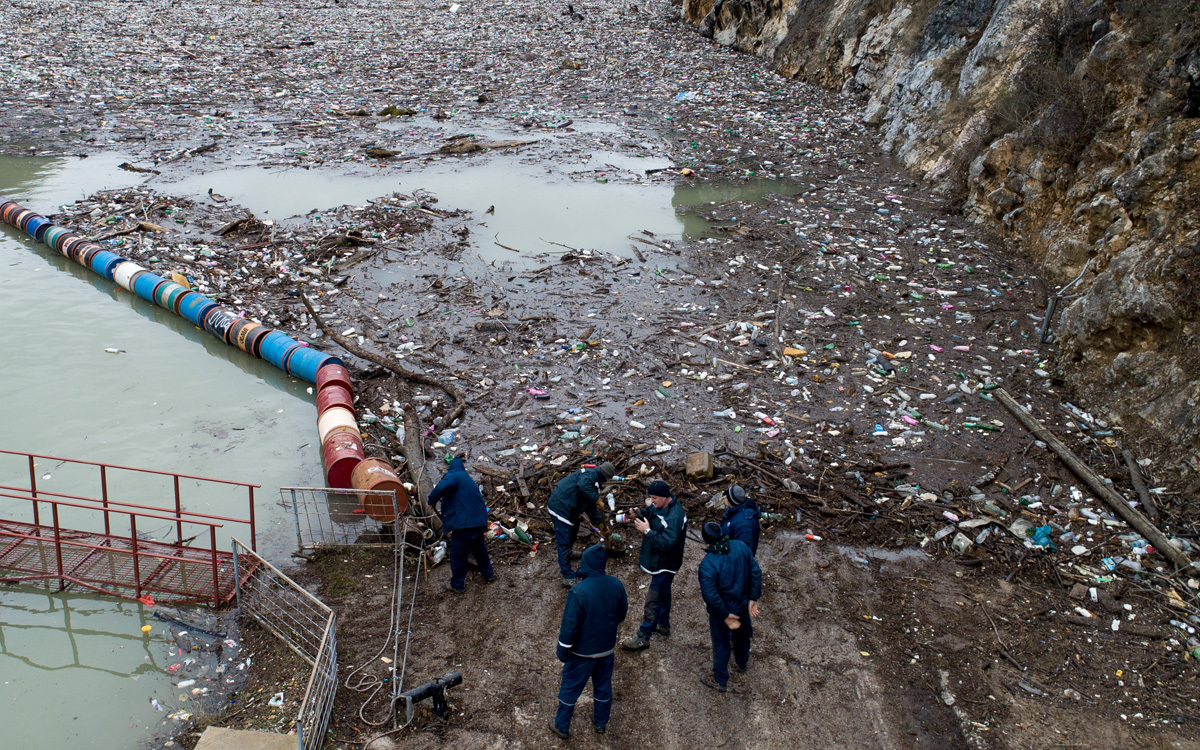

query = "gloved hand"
(556, 644), (570, 663)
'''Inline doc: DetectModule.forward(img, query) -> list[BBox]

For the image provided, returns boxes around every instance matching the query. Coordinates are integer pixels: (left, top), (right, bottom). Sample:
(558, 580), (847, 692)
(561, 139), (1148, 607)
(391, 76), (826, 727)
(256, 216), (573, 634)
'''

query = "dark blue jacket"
(547, 467), (605, 529)
(556, 545), (628, 660)
(721, 498), (761, 556)
(637, 497), (687, 575)
(698, 538), (762, 620)
(427, 457), (488, 533)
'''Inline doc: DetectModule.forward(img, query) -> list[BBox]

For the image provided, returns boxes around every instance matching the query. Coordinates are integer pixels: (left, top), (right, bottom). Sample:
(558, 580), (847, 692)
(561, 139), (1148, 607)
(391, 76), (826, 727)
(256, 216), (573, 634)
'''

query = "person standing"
(547, 461), (616, 587)
(621, 479), (687, 651)
(721, 484), (761, 556)
(427, 456), (494, 593)
(550, 544), (628, 739)
(698, 521), (762, 692)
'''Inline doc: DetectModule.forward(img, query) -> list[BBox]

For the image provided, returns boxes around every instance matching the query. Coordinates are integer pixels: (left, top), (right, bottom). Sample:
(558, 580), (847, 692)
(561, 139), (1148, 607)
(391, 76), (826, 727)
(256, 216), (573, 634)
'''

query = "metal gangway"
(0, 450), (260, 607)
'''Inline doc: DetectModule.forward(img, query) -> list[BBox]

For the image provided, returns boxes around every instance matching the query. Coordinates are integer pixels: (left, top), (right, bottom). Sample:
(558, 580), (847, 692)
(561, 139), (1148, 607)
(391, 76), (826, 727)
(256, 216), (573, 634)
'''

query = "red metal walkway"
(0, 450), (261, 607)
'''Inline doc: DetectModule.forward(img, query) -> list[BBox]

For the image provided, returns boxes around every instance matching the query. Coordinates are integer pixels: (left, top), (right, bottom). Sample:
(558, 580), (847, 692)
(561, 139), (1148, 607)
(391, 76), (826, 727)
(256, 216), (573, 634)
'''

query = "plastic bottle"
(712, 408), (735, 418)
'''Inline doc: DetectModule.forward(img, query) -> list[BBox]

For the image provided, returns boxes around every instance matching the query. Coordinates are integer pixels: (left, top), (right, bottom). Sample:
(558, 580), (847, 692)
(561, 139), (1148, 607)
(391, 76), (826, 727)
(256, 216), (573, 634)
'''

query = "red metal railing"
(0, 491), (242, 606)
(0, 449), (259, 549)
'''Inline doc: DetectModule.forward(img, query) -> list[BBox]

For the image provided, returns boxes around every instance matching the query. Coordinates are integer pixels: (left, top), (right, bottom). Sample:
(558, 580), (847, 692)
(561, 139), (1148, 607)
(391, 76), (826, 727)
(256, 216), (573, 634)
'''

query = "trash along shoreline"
(2, 0), (1197, 747)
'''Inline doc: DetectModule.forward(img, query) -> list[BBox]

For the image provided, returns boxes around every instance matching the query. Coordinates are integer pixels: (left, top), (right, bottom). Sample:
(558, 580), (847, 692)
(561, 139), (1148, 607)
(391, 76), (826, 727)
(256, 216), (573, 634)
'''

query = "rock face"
(686, 0), (1200, 469)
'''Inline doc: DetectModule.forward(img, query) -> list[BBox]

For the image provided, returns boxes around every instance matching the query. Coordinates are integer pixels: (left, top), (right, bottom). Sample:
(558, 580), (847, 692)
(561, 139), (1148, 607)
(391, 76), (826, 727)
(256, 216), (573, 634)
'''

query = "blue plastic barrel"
(258, 331), (299, 368)
(26, 215), (50, 242)
(89, 250), (125, 280)
(285, 347), (334, 384)
(177, 292), (217, 326)
(132, 271), (165, 303)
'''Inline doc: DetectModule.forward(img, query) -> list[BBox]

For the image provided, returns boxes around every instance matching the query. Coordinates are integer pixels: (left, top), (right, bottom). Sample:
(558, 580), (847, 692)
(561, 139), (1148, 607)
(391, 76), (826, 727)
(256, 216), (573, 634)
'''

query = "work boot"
(654, 625), (671, 638)
(594, 724), (607, 734)
(621, 633), (650, 651)
(562, 576), (577, 589)
(446, 583), (465, 594)
(701, 674), (727, 693)
(548, 717), (569, 739)
(733, 661), (748, 673)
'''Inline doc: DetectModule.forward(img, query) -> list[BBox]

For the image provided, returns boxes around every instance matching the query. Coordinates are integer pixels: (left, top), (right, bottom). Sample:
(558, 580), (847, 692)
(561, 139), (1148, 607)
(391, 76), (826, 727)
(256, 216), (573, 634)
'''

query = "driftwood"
(301, 294), (466, 426)
(997, 389), (1191, 571)
(1121, 448), (1158, 522)
(401, 403), (440, 535)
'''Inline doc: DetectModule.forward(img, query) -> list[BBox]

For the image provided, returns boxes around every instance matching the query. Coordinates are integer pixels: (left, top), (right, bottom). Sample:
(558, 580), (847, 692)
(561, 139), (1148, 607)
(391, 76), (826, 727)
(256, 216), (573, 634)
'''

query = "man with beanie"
(547, 461), (616, 587)
(622, 479), (687, 651)
(698, 521), (761, 692)
(428, 456), (494, 593)
(550, 544), (628, 739)
(721, 484), (761, 556)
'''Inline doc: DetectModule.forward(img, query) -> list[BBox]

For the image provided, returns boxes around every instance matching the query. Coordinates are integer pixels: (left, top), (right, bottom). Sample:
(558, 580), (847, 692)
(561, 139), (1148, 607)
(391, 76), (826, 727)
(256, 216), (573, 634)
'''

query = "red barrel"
(322, 431), (365, 489)
(316, 383), (355, 416)
(351, 458), (409, 520)
(316, 362), (353, 394)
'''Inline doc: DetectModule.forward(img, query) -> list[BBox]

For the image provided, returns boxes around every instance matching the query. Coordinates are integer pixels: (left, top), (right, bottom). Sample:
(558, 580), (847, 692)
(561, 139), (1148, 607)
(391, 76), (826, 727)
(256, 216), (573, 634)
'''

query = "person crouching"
(427, 456), (494, 593)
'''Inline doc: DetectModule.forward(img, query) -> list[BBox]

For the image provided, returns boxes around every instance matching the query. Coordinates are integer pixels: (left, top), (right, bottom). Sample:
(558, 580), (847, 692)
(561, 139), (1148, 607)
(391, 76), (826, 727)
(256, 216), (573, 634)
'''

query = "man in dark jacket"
(428, 456), (493, 593)
(721, 484), (761, 556)
(550, 544), (628, 739)
(698, 521), (762, 692)
(621, 480), (687, 651)
(546, 461), (616, 587)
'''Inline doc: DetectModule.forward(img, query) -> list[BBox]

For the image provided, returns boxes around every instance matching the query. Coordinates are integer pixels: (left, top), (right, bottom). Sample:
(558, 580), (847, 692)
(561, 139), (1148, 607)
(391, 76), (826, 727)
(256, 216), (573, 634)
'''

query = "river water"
(0, 154), (320, 749)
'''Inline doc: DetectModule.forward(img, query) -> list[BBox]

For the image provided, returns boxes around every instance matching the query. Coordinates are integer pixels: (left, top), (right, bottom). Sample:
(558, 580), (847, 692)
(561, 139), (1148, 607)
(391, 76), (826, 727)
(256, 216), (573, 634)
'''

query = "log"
(301, 294), (467, 425)
(401, 403), (441, 536)
(996, 389), (1191, 570)
(1121, 448), (1158, 522)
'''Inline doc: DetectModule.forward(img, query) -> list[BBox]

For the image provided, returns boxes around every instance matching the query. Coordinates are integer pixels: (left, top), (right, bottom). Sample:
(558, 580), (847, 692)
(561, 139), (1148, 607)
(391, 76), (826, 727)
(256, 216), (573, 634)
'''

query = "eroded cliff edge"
(685, 0), (1200, 476)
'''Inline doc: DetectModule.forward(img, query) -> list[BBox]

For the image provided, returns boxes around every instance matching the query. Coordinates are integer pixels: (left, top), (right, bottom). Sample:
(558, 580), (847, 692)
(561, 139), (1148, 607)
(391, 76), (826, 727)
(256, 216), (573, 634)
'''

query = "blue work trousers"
(554, 653), (614, 733)
(708, 608), (753, 686)
(637, 572), (675, 638)
(448, 526), (493, 589)
(552, 518), (579, 580)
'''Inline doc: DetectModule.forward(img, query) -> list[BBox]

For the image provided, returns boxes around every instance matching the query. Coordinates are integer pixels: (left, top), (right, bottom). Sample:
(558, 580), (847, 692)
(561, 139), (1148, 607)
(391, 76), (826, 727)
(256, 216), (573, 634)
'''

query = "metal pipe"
(394, 671), (463, 725)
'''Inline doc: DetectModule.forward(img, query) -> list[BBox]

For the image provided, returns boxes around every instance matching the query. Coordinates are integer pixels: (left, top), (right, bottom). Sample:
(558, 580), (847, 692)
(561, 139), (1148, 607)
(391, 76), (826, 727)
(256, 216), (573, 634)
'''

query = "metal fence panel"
(232, 538), (336, 750)
(284, 487), (403, 553)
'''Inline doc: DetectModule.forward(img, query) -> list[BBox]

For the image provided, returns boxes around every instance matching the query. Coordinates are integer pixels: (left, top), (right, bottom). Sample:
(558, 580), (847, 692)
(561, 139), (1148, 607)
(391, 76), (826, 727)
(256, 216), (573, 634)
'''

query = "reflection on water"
(0, 155), (319, 750)
(0, 589), (172, 748)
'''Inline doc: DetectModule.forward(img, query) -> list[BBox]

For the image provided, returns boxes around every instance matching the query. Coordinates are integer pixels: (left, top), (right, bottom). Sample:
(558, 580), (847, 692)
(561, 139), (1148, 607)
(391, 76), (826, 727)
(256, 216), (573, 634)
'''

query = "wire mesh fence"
(232, 538), (336, 750)
(284, 487), (405, 553)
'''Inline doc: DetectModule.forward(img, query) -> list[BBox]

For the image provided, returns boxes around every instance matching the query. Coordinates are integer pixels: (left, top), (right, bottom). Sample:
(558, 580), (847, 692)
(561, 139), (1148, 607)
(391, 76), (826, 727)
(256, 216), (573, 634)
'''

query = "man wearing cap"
(698, 521), (762, 692)
(547, 462), (616, 587)
(721, 484), (761, 556)
(428, 456), (494, 593)
(621, 479), (687, 651)
(550, 544), (628, 739)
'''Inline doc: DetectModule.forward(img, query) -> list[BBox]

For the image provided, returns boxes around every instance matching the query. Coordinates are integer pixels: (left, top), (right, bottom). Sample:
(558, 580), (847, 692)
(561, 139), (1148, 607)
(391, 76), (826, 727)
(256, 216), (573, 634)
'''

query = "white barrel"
(317, 406), (359, 443)
(113, 262), (148, 291)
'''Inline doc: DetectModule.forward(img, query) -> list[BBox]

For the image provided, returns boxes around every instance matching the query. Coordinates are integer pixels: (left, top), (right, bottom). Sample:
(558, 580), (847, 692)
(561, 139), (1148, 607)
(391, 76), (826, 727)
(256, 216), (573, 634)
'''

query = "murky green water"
(160, 156), (797, 263)
(0, 154), (320, 749)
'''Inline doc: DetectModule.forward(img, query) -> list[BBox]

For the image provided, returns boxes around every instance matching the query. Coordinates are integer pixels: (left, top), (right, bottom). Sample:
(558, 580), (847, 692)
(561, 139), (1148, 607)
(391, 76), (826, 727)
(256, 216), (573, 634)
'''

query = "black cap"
(702, 521), (724, 544)
(726, 485), (748, 505)
(647, 480), (671, 497)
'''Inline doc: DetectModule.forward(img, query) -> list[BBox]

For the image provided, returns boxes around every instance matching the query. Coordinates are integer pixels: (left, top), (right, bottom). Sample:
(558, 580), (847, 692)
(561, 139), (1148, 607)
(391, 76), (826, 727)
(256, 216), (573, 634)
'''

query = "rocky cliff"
(686, 0), (1200, 474)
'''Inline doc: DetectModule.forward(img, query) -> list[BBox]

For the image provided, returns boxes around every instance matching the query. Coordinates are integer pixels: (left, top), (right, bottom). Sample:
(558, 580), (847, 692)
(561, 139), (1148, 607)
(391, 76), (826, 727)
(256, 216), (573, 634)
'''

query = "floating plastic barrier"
(0, 198), (399, 496)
